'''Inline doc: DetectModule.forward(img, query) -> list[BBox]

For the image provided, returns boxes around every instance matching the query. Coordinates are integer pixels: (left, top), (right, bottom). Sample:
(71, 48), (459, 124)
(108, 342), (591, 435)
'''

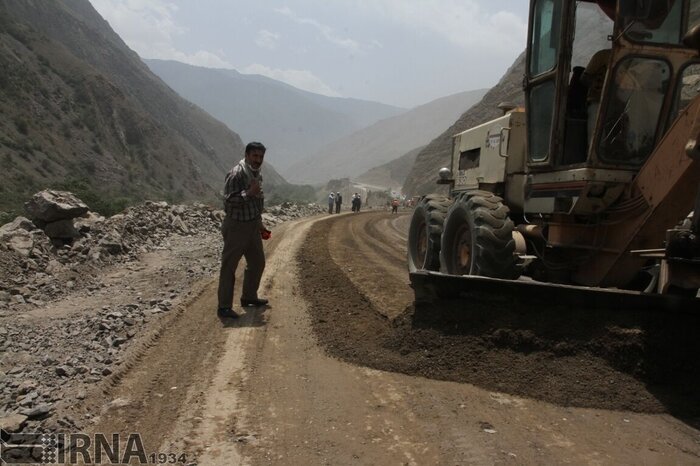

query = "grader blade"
(409, 271), (699, 313)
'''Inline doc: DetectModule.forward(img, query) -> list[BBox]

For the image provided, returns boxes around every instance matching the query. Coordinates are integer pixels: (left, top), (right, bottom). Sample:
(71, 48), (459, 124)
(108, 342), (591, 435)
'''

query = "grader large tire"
(440, 191), (520, 278)
(407, 194), (452, 272)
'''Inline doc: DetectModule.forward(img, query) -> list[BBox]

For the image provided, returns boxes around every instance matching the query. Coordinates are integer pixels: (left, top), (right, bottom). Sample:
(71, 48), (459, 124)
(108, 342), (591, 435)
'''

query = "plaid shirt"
(223, 164), (264, 222)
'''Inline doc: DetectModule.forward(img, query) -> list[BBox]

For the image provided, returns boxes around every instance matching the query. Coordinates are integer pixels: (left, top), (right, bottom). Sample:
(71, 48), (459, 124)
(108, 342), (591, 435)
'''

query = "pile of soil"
(297, 217), (700, 423)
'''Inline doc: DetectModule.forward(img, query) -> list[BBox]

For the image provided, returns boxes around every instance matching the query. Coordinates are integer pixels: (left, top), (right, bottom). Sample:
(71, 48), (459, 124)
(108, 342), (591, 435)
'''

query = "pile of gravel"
(0, 191), (325, 312)
(0, 301), (174, 433)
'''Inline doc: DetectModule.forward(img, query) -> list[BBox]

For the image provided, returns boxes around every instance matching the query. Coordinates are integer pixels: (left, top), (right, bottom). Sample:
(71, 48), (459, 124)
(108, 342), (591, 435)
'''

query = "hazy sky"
(88, 1), (528, 108)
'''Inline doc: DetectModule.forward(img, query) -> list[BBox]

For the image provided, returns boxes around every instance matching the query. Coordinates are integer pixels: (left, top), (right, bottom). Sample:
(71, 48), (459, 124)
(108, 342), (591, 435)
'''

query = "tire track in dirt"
(202, 215), (445, 465)
(329, 211), (413, 318)
(83, 278), (229, 458)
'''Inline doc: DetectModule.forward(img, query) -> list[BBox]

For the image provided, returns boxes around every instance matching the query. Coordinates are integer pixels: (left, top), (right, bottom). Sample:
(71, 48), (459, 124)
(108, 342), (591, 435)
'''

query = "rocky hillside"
(286, 89), (487, 184)
(146, 59), (405, 171)
(0, 0), (292, 221)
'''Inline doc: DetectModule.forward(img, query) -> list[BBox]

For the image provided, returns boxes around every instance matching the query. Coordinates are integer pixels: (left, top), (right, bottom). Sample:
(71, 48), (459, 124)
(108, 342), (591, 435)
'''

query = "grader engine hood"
(451, 111), (526, 195)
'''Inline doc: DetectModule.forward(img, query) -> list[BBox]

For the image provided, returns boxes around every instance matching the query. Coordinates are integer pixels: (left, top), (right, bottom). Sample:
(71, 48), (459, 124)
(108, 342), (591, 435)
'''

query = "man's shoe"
(217, 307), (239, 318)
(240, 298), (269, 307)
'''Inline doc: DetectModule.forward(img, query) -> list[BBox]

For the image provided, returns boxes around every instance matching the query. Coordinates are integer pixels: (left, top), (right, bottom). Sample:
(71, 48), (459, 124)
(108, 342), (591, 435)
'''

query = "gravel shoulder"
(0, 232), (221, 435)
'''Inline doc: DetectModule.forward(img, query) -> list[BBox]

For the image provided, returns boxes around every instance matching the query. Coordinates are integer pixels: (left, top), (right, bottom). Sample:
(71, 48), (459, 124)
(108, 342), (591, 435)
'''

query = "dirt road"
(87, 211), (700, 465)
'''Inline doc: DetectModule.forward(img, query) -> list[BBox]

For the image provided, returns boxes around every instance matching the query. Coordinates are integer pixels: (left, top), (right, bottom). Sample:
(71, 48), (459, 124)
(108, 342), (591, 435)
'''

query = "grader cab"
(408, 0), (700, 307)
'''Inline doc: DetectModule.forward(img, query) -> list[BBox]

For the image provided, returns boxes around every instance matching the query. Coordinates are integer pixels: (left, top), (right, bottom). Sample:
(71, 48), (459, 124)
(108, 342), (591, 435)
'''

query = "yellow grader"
(408, 0), (700, 308)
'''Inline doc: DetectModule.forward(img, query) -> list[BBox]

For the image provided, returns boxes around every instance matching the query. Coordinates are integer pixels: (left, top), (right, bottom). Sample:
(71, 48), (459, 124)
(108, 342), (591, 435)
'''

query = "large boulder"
(74, 211), (105, 233)
(0, 216), (36, 235)
(0, 228), (50, 258)
(0, 216), (46, 257)
(0, 413), (28, 432)
(98, 231), (124, 255)
(5, 232), (34, 257)
(43, 219), (80, 240)
(24, 190), (89, 223)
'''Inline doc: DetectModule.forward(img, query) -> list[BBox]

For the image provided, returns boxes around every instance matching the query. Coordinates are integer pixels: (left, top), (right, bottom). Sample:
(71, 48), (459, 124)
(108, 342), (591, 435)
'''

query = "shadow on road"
(218, 306), (268, 328)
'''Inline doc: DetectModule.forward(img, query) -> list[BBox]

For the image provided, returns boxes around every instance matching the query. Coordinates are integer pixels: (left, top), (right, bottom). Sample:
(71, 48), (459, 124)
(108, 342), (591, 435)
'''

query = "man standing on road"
(352, 193), (361, 213)
(328, 192), (335, 214)
(391, 198), (400, 214)
(335, 191), (343, 214)
(217, 142), (269, 319)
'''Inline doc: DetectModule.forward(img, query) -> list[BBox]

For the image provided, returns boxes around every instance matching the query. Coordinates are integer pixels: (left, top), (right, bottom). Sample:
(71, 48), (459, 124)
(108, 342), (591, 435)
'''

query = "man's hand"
(248, 179), (262, 198)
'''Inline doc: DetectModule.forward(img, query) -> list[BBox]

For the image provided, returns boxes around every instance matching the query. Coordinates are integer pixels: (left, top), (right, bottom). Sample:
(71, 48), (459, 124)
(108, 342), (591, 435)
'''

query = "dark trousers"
(335, 203), (341, 213)
(217, 217), (265, 308)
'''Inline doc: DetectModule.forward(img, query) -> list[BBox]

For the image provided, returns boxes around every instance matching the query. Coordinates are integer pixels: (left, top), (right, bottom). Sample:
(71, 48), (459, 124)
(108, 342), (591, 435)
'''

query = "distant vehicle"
(407, 0), (700, 307)
(406, 196), (421, 208)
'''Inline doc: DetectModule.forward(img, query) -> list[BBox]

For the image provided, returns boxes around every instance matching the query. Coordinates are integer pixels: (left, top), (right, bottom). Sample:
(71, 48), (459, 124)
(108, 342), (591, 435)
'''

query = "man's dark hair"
(246, 141), (266, 154)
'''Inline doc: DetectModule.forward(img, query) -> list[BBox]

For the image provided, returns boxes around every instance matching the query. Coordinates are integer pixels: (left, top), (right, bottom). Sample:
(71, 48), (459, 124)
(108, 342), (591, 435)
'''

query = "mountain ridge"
(286, 88), (488, 184)
(145, 59), (405, 171)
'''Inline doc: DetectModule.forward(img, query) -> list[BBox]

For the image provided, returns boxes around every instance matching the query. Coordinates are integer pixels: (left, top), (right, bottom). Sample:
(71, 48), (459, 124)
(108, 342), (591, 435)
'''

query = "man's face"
(245, 149), (265, 170)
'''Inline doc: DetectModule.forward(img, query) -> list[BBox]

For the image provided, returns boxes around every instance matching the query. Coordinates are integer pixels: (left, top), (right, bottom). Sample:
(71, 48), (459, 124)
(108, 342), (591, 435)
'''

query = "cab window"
(622, 0), (683, 45)
(529, 0), (562, 76)
(528, 81), (556, 162)
(598, 57), (670, 164)
(671, 62), (700, 118)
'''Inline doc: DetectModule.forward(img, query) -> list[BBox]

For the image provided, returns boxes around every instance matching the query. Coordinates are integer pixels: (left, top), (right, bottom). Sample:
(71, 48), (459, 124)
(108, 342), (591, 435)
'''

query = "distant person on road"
(328, 192), (335, 214)
(217, 141), (269, 319)
(391, 198), (400, 214)
(335, 191), (343, 214)
(351, 193), (361, 213)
